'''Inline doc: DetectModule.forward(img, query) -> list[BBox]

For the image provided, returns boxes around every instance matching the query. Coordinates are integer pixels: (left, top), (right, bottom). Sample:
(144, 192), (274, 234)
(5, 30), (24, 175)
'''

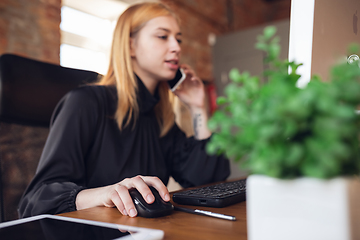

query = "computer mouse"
(129, 186), (174, 218)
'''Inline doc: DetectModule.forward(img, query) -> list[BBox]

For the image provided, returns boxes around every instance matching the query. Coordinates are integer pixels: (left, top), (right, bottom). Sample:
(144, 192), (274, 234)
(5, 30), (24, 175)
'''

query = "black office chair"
(0, 53), (100, 222)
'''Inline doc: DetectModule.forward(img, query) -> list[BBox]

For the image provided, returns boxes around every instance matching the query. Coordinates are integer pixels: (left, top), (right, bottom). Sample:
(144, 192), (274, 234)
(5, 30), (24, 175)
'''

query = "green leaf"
(263, 26), (277, 40)
(216, 96), (228, 105)
(229, 68), (241, 83)
(255, 42), (267, 51)
(286, 144), (303, 167)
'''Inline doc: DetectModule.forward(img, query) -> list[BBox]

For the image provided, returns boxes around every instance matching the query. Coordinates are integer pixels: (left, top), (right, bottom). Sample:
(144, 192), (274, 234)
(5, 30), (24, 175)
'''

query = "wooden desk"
(59, 200), (247, 240)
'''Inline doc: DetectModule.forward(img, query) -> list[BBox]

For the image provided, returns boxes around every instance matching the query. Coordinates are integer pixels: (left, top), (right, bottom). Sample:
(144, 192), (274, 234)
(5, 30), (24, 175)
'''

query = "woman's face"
(130, 15), (182, 85)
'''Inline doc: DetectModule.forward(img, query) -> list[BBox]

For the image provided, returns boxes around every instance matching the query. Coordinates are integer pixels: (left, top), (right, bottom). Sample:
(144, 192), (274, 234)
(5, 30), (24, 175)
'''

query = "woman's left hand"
(174, 64), (205, 111)
(174, 64), (211, 140)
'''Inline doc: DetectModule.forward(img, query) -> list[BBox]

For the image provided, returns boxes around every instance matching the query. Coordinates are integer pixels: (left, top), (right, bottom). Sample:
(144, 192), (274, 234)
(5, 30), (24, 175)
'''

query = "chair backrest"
(0, 53), (100, 222)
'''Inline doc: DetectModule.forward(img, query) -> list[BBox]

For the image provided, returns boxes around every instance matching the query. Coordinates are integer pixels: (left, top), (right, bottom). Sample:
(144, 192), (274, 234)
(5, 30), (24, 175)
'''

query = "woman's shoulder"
(64, 85), (116, 105)
(68, 84), (115, 98)
(51, 85), (117, 123)
(54, 85), (117, 116)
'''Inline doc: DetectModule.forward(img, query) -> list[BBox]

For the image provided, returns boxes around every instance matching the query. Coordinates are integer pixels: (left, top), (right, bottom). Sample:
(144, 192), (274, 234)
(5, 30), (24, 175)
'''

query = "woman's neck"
(133, 68), (158, 95)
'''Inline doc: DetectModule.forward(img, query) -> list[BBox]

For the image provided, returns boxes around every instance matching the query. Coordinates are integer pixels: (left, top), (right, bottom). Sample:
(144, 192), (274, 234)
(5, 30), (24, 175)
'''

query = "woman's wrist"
(190, 107), (211, 140)
(75, 185), (109, 210)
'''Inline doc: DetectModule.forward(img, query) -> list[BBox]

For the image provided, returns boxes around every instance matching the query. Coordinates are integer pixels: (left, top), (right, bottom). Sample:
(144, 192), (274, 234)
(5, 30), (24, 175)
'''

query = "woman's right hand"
(76, 175), (170, 217)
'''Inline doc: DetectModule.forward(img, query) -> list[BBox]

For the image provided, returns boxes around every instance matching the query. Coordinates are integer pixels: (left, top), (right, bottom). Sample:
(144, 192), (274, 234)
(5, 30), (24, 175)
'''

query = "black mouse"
(129, 186), (174, 218)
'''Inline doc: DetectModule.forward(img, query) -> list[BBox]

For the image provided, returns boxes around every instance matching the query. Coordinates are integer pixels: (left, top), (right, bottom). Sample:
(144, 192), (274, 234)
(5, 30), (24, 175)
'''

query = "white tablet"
(0, 214), (164, 240)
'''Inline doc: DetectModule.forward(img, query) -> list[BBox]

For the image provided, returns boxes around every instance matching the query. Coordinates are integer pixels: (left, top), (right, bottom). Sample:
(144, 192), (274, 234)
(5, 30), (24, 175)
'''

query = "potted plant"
(206, 26), (360, 240)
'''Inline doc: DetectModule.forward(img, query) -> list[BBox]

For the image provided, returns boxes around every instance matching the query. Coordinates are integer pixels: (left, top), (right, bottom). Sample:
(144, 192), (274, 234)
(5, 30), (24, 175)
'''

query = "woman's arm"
(167, 124), (230, 188)
(174, 64), (211, 140)
(169, 65), (230, 187)
(76, 175), (170, 217)
(19, 88), (97, 218)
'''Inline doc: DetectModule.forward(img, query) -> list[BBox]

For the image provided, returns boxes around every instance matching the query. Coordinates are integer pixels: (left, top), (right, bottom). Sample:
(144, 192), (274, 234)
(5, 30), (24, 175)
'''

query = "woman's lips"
(165, 60), (178, 70)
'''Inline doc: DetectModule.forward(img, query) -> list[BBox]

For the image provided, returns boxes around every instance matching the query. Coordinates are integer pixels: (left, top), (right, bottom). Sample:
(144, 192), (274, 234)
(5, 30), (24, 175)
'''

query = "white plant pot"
(246, 174), (360, 240)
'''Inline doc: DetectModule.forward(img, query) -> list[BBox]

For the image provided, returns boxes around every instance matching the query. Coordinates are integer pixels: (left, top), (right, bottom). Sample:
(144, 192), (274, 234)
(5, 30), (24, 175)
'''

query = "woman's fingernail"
(164, 194), (170, 201)
(122, 209), (128, 215)
(129, 208), (137, 217)
(147, 194), (154, 203)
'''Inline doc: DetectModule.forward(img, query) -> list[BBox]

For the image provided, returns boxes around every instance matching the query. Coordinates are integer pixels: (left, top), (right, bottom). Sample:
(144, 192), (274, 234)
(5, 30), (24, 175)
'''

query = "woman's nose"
(170, 38), (181, 53)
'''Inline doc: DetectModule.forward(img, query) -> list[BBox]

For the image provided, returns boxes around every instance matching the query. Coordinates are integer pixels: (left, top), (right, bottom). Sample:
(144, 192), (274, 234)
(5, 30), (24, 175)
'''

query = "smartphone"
(167, 68), (186, 92)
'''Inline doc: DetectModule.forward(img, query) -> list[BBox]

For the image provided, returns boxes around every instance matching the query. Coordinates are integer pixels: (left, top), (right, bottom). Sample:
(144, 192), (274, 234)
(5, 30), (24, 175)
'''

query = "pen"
(174, 206), (236, 221)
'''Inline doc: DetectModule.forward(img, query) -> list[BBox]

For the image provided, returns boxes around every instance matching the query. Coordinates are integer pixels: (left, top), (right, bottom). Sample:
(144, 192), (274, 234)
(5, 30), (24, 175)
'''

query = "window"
(60, 44), (109, 74)
(60, 3), (127, 74)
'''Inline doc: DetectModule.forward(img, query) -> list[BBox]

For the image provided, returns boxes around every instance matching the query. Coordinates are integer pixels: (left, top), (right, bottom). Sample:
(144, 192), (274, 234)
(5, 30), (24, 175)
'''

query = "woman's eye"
(158, 36), (168, 40)
(177, 39), (182, 44)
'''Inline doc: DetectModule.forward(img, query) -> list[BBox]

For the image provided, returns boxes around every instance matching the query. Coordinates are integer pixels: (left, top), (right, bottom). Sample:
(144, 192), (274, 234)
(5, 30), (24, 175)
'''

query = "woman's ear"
(130, 37), (136, 57)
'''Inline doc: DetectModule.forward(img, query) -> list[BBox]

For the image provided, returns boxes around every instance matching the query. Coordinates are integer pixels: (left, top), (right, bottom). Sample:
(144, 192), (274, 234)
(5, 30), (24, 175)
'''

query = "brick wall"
(0, 0), (61, 64)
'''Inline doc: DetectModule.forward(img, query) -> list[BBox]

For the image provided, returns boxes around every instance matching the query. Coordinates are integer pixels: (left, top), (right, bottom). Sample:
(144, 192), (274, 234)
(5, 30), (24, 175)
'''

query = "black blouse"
(18, 78), (230, 218)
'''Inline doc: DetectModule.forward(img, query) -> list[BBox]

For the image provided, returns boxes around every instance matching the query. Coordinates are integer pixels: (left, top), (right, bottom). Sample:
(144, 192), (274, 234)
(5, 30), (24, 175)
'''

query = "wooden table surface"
(59, 200), (248, 240)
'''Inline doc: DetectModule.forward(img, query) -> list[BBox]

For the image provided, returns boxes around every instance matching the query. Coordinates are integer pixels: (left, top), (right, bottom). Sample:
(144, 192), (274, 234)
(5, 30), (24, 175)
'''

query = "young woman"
(19, 2), (229, 218)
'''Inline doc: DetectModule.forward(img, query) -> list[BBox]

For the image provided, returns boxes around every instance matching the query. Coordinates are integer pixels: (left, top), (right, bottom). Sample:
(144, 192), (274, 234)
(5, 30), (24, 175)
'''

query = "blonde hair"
(97, 3), (178, 137)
